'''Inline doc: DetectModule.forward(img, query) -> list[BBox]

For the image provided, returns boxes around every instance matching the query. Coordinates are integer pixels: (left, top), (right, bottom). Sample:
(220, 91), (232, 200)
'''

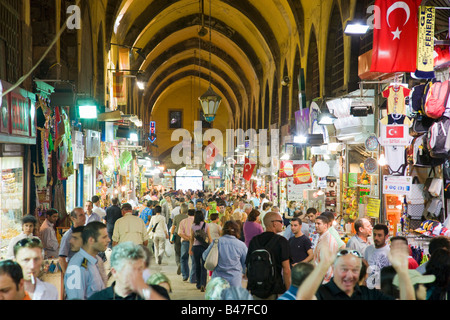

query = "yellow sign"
(366, 198), (381, 218)
(417, 7), (435, 74)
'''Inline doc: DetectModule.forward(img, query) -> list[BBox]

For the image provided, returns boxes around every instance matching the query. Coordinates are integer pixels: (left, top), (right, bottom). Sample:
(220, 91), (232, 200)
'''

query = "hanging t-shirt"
(380, 114), (412, 126)
(382, 85), (411, 115)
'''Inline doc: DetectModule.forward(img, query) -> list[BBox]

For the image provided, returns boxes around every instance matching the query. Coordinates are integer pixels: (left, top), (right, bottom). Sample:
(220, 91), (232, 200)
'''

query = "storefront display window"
(0, 157), (23, 259)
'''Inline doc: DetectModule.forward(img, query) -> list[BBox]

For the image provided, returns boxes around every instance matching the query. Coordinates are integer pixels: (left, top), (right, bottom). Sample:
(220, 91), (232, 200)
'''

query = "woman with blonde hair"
(220, 206), (233, 227)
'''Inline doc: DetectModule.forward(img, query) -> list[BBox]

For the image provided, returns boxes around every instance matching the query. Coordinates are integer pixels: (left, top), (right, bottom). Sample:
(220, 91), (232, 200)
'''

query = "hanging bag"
(424, 80), (450, 119)
(406, 177), (426, 219)
(204, 239), (219, 271)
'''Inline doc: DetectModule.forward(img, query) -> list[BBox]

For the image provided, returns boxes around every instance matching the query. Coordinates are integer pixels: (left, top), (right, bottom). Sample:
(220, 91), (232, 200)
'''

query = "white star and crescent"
(386, 1), (411, 40)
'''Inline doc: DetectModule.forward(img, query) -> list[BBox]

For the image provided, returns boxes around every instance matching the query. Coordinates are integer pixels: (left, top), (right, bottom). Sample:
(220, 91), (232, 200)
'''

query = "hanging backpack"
(424, 80), (450, 119)
(414, 134), (446, 167)
(411, 112), (435, 137)
(246, 235), (279, 299)
(427, 116), (450, 158)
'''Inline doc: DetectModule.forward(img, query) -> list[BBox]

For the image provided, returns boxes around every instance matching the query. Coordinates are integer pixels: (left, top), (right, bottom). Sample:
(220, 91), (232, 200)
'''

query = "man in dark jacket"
(104, 198), (122, 249)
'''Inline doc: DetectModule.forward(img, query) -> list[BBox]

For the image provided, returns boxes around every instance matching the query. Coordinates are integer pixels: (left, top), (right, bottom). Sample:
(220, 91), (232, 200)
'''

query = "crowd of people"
(1, 188), (450, 301)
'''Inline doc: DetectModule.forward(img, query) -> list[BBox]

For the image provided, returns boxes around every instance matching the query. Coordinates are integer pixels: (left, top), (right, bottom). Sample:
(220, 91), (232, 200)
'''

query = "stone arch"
(292, 46), (302, 115)
(271, 73), (279, 126)
(264, 81), (270, 129)
(280, 60), (289, 126)
(306, 26), (320, 102)
(324, 1), (345, 97)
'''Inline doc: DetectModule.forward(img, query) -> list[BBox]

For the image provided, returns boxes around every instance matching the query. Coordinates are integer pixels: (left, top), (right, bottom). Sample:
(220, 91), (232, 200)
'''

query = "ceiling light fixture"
(198, 0), (222, 123)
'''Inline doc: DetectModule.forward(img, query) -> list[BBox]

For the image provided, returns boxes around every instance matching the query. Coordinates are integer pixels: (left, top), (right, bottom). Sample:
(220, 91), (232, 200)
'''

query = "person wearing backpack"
(245, 211), (291, 300)
(189, 210), (212, 292)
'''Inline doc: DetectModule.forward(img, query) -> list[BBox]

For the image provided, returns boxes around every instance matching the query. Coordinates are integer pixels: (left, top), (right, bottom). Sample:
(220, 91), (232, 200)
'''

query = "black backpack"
(246, 235), (279, 299)
(193, 222), (209, 248)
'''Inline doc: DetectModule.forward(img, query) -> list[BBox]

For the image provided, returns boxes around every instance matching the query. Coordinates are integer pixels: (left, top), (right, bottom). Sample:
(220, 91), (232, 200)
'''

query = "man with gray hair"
(59, 207), (86, 273)
(346, 217), (373, 256)
(88, 242), (169, 300)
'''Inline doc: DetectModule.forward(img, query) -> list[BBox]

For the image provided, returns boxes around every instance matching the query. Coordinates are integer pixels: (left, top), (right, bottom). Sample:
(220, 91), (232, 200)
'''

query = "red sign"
(386, 125), (404, 138)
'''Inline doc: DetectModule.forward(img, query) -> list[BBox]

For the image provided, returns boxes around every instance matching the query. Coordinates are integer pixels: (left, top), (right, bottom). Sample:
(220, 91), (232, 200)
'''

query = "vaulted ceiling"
(103, 0), (305, 126)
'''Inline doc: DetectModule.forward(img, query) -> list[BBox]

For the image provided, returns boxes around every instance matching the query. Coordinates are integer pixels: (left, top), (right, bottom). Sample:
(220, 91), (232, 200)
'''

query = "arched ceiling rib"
(106, 0), (305, 125)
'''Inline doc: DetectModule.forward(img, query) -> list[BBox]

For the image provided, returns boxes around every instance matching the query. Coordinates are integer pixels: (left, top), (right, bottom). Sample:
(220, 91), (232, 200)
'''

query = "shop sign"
(149, 121), (156, 143)
(383, 175), (412, 195)
(73, 131), (84, 164)
(367, 198), (381, 218)
(379, 124), (410, 146)
(0, 80), (36, 139)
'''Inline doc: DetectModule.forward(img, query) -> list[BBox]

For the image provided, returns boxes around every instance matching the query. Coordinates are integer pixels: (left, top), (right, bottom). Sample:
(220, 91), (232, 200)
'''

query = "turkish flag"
(386, 125), (404, 138)
(243, 157), (256, 181)
(205, 141), (218, 170)
(370, 0), (421, 73)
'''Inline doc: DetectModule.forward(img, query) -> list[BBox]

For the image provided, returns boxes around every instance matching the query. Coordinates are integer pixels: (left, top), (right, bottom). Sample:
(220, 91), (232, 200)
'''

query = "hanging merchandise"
(415, 6), (435, 79)
(382, 85), (412, 115)
(426, 116), (450, 158)
(364, 158), (378, 174)
(364, 134), (379, 151)
(423, 80), (450, 119)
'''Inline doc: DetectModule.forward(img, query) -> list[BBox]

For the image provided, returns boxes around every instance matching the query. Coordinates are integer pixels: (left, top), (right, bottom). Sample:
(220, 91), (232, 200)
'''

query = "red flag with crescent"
(243, 157), (256, 181)
(370, 0), (421, 73)
(205, 141), (218, 171)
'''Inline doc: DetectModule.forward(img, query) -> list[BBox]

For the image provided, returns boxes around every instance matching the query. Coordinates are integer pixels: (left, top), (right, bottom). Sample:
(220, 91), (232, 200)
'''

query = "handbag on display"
(425, 198), (443, 219)
(204, 239), (219, 271)
(428, 178), (443, 197)
(406, 177), (426, 204)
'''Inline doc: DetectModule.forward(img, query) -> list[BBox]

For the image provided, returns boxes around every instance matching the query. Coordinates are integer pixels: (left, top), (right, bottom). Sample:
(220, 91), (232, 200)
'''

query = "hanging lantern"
(199, 86), (222, 122)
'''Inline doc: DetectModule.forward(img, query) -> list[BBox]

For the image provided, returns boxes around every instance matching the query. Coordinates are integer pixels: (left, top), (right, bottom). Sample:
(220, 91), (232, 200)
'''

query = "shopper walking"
(179, 209), (196, 283)
(148, 205), (169, 265)
(59, 207), (86, 273)
(203, 220), (247, 287)
(243, 209), (264, 248)
(112, 203), (149, 247)
(189, 210), (212, 292)
(364, 224), (391, 289)
(246, 211), (291, 300)
(289, 218), (313, 266)
(85, 201), (101, 225)
(39, 209), (60, 259)
(346, 217), (373, 256)
(313, 215), (339, 284)
(171, 203), (189, 274)
(92, 195), (106, 220)
(6, 215), (39, 260)
(64, 221), (109, 300)
(104, 198), (122, 249)
(13, 238), (59, 300)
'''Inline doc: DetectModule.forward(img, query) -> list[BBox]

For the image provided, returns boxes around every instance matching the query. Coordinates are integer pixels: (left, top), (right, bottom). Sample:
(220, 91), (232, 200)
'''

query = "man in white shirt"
(14, 238), (59, 300)
(85, 201), (101, 225)
(364, 224), (391, 289)
(39, 209), (60, 259)
(91, 195), (106, 221)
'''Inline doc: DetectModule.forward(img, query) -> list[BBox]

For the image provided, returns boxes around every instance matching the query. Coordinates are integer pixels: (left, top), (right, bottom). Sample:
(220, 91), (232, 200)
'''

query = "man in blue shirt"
(139, 200), (154, 227)
(64, 221), (110, 300)
(278, 263), (314, 300)
(59, 207), (86, 273)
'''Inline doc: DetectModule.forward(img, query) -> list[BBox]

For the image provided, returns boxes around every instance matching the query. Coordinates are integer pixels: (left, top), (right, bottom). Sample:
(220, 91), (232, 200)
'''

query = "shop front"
(0, 80), (36, 259)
